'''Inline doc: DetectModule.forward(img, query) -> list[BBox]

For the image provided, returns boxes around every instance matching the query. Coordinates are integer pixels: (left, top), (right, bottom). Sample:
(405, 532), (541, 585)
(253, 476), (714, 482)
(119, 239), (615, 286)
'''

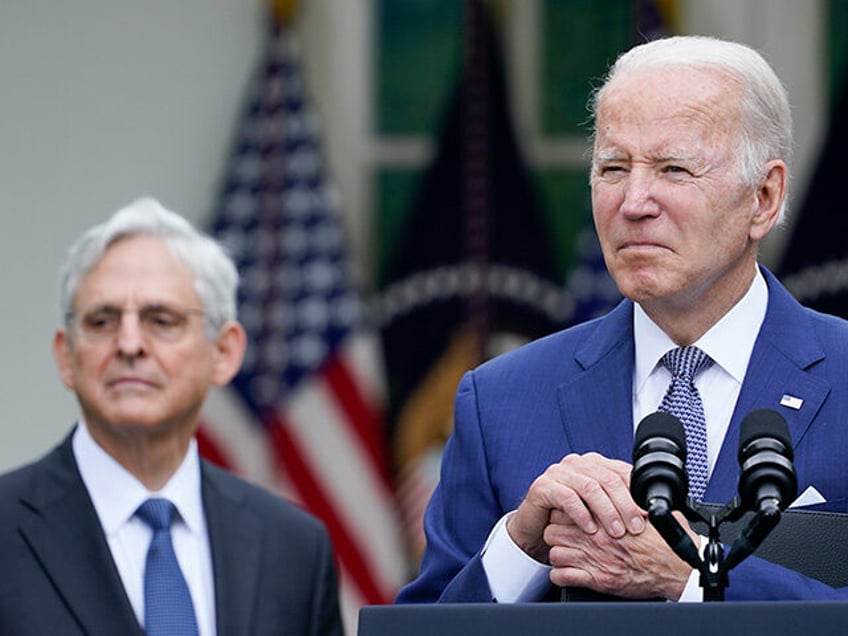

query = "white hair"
(59, 197), (238, 340)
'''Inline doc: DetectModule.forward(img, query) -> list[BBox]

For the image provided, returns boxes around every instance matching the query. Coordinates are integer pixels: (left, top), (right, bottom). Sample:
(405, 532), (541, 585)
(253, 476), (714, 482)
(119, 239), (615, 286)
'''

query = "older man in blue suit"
(397, 35), (848, 604)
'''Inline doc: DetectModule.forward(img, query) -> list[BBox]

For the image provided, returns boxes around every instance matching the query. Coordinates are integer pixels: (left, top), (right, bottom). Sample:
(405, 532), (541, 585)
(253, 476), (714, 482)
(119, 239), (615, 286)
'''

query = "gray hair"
(590, 35), (793, 224)
(59, 197), (238, 340)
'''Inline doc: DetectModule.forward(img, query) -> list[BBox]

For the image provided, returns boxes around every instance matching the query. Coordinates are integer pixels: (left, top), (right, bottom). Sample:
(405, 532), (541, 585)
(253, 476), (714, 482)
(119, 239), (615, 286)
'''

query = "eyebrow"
(593, 151), (698, 164)
(592, 151), (624, 163)
(80, 301), (185, 310)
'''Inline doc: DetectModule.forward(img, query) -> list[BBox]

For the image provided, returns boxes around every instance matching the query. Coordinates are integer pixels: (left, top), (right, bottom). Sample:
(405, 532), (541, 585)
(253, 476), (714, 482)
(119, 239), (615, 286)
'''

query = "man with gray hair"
(0, 198), (343, 635)
(398, 35), (848, 603)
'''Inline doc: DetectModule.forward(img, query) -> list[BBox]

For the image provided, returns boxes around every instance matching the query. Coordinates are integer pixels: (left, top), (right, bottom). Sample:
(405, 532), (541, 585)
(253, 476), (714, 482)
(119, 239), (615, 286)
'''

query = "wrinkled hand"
(545, 509), (696, 600)
(506, 452), (646, 563)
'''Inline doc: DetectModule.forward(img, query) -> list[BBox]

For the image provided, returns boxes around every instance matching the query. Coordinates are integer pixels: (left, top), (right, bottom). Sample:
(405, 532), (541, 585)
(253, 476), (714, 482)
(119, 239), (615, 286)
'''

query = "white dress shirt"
(481, 269), (768, 603)
(73, 421), (217, 635)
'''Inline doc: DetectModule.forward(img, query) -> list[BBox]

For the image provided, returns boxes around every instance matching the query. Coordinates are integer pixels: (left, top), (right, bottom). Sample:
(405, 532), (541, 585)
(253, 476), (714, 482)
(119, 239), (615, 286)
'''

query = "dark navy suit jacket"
(397, 267), (848, 603)
(0, 430), (343, 636)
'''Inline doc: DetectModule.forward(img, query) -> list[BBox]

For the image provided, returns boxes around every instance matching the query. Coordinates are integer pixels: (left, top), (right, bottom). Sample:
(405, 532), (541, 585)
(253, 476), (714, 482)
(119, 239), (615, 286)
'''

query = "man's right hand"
(506, 452), (647, 563)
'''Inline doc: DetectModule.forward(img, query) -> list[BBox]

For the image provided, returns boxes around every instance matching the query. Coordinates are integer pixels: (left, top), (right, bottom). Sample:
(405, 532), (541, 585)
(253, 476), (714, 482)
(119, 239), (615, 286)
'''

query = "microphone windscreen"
(634, 411), (686, 451)
(739, 409), (793, 459)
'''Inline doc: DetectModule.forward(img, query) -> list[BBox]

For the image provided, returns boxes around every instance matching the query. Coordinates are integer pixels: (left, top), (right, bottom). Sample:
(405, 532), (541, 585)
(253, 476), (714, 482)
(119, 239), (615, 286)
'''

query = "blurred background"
(2, 0), (847, 632)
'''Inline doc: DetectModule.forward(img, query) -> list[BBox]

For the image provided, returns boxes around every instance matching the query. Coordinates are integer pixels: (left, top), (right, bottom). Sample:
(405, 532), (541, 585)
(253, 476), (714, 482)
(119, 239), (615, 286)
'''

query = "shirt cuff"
(480, 512), (552, 603)
(678, 534), (706, 602)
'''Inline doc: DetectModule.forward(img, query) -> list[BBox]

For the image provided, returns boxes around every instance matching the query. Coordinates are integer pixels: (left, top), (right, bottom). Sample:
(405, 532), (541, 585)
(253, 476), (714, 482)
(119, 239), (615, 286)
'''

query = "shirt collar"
(634, 267), (768, 391)
(72, 420), (205, 537)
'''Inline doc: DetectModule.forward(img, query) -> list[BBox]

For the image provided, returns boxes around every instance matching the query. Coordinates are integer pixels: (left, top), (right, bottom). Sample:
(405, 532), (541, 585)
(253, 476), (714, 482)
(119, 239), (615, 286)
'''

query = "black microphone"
(737, 409), (798, 514)
(631, 412), (702, 570)
(631, 412), (689, 515)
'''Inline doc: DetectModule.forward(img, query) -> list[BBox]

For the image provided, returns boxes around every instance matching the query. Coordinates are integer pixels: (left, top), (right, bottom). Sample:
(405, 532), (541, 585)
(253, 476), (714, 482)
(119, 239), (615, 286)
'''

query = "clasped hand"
(506, 452), (695, 600)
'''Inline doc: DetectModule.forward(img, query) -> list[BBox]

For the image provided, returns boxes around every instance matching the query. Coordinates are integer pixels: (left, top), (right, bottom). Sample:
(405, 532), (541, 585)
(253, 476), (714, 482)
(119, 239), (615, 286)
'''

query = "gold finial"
(270, 0), (297, 24)
(654, 0), (680, 33)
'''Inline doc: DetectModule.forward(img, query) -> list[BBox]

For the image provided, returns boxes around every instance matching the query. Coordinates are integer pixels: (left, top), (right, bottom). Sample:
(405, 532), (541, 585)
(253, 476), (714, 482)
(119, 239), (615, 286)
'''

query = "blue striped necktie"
(659, 346), (713, 501)
(136, 498), (200, 636)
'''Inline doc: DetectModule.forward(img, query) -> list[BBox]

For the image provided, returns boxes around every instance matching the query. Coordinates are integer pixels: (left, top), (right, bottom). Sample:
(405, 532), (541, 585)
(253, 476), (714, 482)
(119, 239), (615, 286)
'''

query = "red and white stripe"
(199, 332), (407, 633)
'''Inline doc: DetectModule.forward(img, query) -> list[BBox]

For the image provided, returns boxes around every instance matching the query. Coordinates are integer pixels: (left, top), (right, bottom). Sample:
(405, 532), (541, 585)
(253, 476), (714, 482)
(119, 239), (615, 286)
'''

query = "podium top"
(360, 602), (848, 636)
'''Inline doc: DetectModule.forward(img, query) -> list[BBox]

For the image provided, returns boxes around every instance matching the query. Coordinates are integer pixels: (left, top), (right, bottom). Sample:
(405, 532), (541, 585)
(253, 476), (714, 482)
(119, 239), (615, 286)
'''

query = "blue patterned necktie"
(136, 498), (200, 636)
(659, 346), (714, 501)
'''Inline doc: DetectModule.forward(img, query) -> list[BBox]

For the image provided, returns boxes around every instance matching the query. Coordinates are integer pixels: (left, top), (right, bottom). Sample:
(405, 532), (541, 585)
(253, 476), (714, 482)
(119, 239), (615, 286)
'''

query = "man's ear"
(210, 320), (248, 387)
(750, 160), (787, 241)
(53, 329), (76, 390)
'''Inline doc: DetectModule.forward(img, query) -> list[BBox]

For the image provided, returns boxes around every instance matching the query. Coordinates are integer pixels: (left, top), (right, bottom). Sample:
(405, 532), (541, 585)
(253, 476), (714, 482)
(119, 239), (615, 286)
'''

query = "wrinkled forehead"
(594, 66), (743, 151)
(600, 64), (742, 119)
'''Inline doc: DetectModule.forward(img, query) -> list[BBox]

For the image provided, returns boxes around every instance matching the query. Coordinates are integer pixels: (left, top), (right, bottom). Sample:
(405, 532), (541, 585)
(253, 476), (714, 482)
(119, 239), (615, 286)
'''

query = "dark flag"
(376, 0), (571, 564)
(778, 76), (848, 316)
(376, 0), (678, 567)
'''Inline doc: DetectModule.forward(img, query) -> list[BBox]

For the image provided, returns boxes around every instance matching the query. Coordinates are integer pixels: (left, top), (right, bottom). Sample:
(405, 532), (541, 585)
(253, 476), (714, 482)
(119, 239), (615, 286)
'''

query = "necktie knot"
(662, 345), (713, 382)
(137, 497), (177, 532)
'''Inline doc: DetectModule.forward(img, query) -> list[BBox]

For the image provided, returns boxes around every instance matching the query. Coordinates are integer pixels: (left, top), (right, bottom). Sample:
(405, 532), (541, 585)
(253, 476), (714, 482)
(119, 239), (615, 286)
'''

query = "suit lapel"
(556, 301), (636, 462)
(705, 268), (830, 503)
(202, 461), (263, 636)
(550, 270), (832, 507)
(17, 435), (143, 635)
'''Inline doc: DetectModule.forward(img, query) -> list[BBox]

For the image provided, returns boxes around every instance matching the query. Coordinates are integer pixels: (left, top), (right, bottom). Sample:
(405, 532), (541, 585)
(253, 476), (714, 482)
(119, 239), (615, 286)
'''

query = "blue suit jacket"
(397, 267), (848, 603)
(0, 429), (343, 635)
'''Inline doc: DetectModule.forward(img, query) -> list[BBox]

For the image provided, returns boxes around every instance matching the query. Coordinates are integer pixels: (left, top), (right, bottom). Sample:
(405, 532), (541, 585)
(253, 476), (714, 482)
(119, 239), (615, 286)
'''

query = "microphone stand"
(650, 495), (782, 601)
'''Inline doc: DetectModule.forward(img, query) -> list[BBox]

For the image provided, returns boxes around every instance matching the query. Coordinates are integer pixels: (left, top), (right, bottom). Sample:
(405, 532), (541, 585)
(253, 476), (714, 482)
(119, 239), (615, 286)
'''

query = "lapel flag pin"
(780, 394), (804, 410)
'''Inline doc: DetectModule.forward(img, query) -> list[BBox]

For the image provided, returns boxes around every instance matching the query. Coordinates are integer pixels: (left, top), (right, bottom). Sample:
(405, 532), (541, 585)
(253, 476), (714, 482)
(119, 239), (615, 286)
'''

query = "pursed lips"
(618, 239), (671, 252)
(106, 376), (158, 389)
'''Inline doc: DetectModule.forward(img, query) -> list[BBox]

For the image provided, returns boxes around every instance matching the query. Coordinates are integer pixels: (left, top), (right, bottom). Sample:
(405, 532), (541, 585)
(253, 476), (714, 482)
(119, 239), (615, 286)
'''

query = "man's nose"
(116, 312), (147, 357)
(619, 169), (661, 219)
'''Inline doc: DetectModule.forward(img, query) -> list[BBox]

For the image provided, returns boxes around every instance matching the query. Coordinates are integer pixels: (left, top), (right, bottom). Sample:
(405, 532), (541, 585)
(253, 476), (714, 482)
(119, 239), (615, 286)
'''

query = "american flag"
(197, 13), (407, 633)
